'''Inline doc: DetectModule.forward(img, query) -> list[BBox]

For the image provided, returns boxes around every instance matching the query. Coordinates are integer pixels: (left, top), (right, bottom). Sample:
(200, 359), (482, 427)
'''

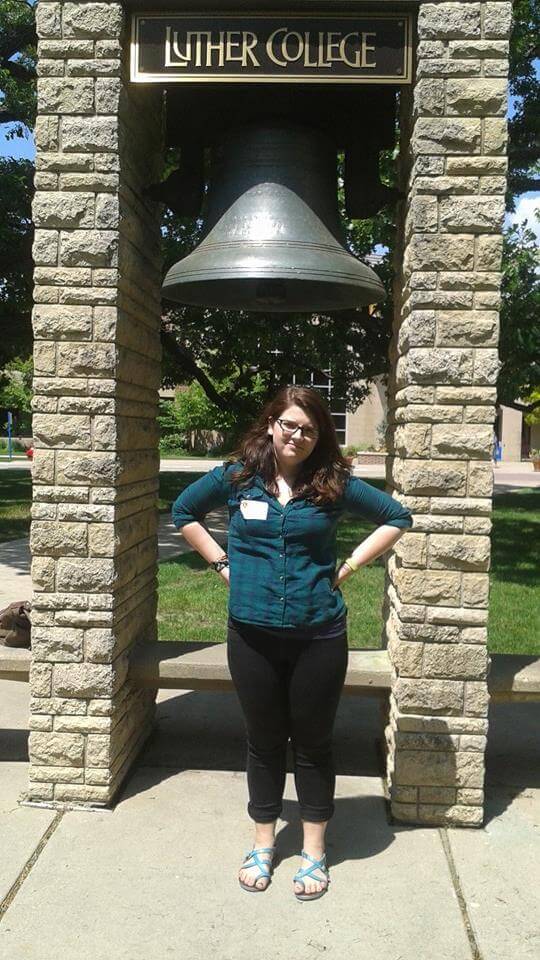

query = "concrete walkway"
(1, 680), (539, 958)
(1, 462), (539, 957)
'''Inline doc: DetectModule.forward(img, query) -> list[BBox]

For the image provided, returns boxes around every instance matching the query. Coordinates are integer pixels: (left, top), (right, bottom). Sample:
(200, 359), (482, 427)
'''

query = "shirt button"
(280, 597), (284, 601)
(279, 575), (284, 580)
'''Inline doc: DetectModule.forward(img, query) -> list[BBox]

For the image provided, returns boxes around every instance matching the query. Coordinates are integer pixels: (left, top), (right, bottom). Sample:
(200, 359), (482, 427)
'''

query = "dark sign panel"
(131, 14), (412, 84)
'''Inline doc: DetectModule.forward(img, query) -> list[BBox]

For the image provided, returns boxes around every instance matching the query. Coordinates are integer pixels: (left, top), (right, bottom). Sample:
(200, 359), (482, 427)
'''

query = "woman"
(171, 385), (413, 902)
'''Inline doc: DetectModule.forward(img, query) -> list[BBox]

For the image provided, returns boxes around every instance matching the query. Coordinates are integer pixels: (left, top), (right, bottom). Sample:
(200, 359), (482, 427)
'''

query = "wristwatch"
(210, 556), (229, 572)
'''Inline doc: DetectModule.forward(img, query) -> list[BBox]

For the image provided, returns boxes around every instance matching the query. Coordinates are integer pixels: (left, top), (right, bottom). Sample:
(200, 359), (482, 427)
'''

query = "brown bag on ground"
(0, 601), (32, 648)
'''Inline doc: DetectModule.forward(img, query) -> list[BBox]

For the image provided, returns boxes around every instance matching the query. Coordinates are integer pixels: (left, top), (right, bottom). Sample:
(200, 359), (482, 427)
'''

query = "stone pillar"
(384, 1), (511, 825)
(27, 2), (164, 806)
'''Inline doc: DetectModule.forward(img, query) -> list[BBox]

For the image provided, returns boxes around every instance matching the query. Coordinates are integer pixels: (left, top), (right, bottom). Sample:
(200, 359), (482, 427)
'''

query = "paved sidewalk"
(1, 680), (538, 959)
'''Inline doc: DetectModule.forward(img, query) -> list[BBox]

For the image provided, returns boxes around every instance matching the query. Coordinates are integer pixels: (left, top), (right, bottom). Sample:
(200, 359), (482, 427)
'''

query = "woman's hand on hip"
(332, 563), (354, 590)
(219, 566), (230, 587)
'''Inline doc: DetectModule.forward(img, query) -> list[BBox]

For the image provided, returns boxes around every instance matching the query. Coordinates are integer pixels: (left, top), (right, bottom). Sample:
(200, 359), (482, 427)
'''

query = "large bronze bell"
(161, 122), (385, 312)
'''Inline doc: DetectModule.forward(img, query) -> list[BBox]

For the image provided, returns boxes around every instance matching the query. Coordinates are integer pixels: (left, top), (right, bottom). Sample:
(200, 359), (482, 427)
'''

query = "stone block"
(62, 116), (118, 153)
(395, 750), (460, 786)
(464, 681), (490, 717)
(446, 79), (507, 115)
(472, 349), (501, 385)
(33, 228), (59, 265)
(436, 311), (499, 347)
(417, 59), (482, 78)
(394, 533), (428, 568)
(462, 572), (490, 607)
(394, 677), (463, 717)
(95, 195), (120, 229)
(66, 59), (121, 77)
(60, 230), (118, 268)
(475, 235), (503, 270)
(468, 462), (493, 497)
(32, 304), (93, 340)
(56, 342), (116, 377)
(401, 460), (467, 497)
(448, 40), (509, 59)
(52, 660), (127, 698)
(483, 2), (513, 38)
(38, 77), (94, 114)
(394, 423), (432, 458)
(56, 557), (116, 592)
(62, 3), (124, 39)
(403, 348), (474, 385)
(413, 118), (481, 155)
(427, 606), (488, 626)
(95, 78), (122, 113)
(430, 424), (493, 458)
(483, 118), (508, 153)
(32, 413), (92, 449)
(29, 731), (85, 766)
(405, 234), (474, 271)
(36, 2), (62, 38)
(439, 197), (505, 233)
(31, 555), (56, 593)
(31, 625), (84, 661)
(33, 192), (94, 229)
(30, 520), (87, 557)
(423, 643), (488, 679)
(33, 342), (57, 375)
(34, 115), (59, 151)
(30, 662), (53, 696)
(395, 568), (462, 605)
(417, 3), (481, 39)
(55, 451), (120, 485)
(429, 534), (490, 570)
(413, 79), (446, 117)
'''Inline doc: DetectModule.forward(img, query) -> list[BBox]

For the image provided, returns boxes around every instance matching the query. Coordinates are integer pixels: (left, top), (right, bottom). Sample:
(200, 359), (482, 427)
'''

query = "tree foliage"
(0, 1), (36, 367)
(507, 0), (540, 206)
(0, 158), (34, 365)
(498, 222), (540, 413)
(0, 0), (36, 135)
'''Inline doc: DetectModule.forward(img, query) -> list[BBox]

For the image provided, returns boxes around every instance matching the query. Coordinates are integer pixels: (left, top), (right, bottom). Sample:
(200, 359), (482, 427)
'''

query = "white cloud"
(505, 195), (540, 242)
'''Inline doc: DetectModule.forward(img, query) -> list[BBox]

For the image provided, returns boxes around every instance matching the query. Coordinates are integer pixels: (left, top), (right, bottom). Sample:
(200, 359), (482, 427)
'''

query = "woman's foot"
(238, 846), (276, 891)
(239, 822), (277, 891)
(293, 849), (329, 898)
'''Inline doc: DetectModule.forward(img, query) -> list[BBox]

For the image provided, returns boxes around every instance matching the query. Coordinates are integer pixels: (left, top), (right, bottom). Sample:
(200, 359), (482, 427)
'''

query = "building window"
(291, 367), (347, 445)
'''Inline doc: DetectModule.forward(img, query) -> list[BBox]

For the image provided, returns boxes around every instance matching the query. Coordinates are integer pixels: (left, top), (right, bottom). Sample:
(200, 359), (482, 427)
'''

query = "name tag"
(240, 499), (269, 520)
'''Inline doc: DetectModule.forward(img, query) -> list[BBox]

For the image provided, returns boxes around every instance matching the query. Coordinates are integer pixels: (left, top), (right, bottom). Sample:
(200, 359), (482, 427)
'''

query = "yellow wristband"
(344, 555), (361, 572)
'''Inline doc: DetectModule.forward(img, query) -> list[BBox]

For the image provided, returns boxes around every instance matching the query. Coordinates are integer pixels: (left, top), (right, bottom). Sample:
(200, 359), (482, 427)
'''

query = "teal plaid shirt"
(172, 461), (413, 629)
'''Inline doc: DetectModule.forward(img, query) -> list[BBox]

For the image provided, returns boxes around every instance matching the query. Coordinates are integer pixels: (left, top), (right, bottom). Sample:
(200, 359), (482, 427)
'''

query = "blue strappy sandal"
(238, 846), (276, 893)
(293, 850), (330, 901)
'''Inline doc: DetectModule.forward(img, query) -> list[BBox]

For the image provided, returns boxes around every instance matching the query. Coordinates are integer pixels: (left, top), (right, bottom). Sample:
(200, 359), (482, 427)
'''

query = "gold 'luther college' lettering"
(164, 25), (378, 71)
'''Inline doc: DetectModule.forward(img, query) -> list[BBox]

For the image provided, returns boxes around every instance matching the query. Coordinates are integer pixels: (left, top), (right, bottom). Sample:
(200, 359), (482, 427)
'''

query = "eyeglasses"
(275, 418), (319, 442)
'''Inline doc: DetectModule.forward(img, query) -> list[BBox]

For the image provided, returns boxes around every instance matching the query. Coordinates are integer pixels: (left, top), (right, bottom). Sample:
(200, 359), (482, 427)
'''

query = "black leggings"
(226, 616), (349, 823)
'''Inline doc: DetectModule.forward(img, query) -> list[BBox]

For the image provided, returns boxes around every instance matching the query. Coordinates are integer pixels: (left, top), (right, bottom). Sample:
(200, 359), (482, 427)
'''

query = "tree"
(0, 158), (34, 365)
(0, 0), (36, 131)
(498, 221), (540, 415)
(507, 0), (539, 206)
(0, 0), (36, 366)
(0, 354), (33, 433)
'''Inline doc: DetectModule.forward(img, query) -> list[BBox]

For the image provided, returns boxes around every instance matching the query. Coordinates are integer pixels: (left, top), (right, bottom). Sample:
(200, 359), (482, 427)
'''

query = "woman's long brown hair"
(224, 385), (352, 504)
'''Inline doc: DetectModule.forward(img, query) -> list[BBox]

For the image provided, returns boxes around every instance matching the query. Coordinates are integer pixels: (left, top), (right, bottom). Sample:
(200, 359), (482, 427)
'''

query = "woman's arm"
(172, 465), (232, 584)
(332, 524), (405, 589)
(180, 521), (230, 584)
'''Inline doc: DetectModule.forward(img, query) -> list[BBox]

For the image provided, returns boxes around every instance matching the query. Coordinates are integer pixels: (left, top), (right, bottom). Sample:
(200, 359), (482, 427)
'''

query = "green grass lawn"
(1, 468), (538, 653)
(0, 470), (32, 542)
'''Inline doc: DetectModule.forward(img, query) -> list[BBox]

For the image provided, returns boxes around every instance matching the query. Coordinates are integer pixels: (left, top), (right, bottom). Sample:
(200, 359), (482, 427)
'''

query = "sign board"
(131, 13), (412, 84)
